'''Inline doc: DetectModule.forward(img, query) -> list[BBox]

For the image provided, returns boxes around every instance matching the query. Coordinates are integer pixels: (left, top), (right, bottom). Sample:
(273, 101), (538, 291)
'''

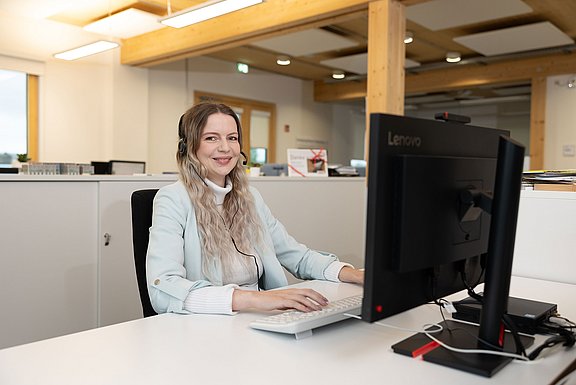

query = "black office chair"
(130, 189), (159, 317)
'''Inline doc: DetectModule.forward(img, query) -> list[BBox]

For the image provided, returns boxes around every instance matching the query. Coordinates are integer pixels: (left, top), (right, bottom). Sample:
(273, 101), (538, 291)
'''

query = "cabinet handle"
(104, 233), (111, 246)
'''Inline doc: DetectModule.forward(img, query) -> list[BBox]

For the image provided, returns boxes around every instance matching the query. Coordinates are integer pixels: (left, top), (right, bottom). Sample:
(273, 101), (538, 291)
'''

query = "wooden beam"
(121, 0), (371, 66)
(314, 80), (367, 101)
(530, 77), (546, 170)
(314, 51), (576, 102)
(365, 0), (405, 115)
(405, 52), (576, 95)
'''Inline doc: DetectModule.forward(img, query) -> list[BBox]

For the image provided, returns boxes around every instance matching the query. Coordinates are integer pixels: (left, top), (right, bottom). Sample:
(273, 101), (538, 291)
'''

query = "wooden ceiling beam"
(314, 51), (576, 102)
(121, 0), (371, 67)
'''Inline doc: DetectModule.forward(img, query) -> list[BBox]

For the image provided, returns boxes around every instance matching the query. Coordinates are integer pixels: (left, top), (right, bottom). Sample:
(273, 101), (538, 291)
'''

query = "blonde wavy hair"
(176, 102), (264, 284)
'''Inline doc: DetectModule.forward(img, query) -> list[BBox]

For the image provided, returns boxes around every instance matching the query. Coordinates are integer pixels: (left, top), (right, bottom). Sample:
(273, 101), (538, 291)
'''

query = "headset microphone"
(240, 151), (248, 166)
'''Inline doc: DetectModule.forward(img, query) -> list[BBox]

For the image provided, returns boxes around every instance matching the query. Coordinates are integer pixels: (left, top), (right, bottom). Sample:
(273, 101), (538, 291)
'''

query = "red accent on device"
(498, 323), (505, 347)
(411, 341), (440, 358)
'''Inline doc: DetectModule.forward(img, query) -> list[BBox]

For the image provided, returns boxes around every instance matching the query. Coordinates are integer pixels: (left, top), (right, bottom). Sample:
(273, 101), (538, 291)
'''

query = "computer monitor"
(250, 147), (267, 165)
(361, 113), (527, 377)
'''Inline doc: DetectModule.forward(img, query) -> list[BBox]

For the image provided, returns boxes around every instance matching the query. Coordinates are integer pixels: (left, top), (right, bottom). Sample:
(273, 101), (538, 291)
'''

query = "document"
(287, 148), (328, 177)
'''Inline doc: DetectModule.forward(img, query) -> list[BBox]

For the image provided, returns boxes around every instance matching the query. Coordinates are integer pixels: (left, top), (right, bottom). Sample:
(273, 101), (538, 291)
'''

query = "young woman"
(146, 102), (363, 315)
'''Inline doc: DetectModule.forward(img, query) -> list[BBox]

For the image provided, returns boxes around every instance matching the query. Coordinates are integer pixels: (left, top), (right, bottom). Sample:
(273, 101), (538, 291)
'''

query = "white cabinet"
(0, 176), (176, 349)
(0, 181), (99, 349)
(98, 180), (174, 326)
(513, 190), (576, 284)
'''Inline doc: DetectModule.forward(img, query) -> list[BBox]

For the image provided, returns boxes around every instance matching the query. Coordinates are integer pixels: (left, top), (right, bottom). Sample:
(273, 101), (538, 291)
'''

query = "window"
(0, 69), (38, 167)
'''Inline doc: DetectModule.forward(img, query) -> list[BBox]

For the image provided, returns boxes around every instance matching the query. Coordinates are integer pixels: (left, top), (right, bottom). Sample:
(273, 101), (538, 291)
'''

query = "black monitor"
(361, 113), (528, 377)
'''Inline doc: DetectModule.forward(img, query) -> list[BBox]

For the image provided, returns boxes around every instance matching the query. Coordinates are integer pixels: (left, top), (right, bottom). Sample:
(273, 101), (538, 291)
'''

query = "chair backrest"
(130, 189), (159, 317)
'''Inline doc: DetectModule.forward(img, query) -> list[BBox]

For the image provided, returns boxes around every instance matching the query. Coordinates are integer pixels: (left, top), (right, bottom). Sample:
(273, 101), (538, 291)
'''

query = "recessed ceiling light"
(237, 62), (249, 74)
(332, 71), (346, 80)
(276, 55), (291, 66)
(446, 51), (462, 63)
(404, 31), (414, 44)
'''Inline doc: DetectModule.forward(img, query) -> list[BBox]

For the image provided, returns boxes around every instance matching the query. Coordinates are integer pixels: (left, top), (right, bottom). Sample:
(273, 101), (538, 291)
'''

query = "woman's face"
(196, 112), (241, 187)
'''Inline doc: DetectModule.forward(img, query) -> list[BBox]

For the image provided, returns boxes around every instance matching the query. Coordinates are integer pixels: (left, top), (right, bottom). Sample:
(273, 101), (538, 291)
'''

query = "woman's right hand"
(232, 288), (329, 312)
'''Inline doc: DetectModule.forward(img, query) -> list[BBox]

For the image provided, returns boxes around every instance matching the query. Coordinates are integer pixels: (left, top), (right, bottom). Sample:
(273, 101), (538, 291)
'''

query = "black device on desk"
(453, 295), (558, 335)
(91, 160), (146, 175)
(361, 113), (531, 377)
(261, 163), (288, 176)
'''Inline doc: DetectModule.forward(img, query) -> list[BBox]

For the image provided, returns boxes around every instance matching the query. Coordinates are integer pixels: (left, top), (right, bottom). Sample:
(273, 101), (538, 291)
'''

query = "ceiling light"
(332, 71), (346, 80)
(237, 62), (249, 74)
(276, 56), (291, 66)
(83, 8), (164, 39)
(54, 41), (119, 61)
(555, 78), (576, 89)
(160, 0), (263, 28)
(446, 51), (461, 63)
(404, 31), (414, 44)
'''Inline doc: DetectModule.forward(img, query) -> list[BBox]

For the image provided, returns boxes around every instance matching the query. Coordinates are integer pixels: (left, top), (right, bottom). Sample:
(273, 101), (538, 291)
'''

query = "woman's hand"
(338, 266), (364, 285)
(232, 288), (328, 312)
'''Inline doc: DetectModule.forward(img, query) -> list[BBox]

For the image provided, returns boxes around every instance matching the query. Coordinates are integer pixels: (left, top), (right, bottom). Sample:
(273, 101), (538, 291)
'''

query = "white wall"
(146, 57), (334, 174)
(545, 74), (576, 169)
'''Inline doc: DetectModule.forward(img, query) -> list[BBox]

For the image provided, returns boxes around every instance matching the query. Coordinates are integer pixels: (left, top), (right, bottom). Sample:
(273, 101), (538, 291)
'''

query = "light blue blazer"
(146, 181), (338, 314)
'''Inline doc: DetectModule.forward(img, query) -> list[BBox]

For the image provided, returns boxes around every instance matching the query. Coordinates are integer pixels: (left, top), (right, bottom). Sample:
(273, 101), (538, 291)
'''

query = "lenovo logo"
(387, 131), (422, 147)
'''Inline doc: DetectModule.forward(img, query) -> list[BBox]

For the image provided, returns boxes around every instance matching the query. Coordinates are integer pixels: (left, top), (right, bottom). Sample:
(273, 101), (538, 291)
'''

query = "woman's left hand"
(338, 266), (364, 285)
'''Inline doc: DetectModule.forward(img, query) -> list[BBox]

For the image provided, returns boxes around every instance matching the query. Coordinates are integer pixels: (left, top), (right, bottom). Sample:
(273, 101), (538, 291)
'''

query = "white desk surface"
(0, 276), (574, 385)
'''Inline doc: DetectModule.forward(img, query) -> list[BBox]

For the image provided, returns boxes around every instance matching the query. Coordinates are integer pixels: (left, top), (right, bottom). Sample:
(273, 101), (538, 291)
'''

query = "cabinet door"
(98, 180), (174, 326)
(0, 181), (98, 349)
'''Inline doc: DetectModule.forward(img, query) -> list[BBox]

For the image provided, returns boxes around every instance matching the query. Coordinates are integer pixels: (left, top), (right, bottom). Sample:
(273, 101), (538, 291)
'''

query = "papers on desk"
(522, 170), (576, 184)
(522, 170), (576, 192)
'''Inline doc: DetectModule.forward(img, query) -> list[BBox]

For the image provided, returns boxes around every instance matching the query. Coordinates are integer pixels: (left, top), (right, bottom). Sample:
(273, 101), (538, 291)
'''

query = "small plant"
(17, 153), (30, 162)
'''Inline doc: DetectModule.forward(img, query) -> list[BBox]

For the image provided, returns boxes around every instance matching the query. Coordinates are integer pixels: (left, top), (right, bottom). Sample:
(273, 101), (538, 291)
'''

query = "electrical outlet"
(562, 144), (575, 157)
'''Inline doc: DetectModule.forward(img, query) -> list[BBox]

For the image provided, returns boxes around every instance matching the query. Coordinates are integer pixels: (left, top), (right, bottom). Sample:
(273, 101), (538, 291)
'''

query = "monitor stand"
(391, 320), (534, 377)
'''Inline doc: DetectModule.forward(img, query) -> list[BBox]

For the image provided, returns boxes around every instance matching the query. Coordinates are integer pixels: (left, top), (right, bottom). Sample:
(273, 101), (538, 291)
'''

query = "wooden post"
(365, 0), (406, 162)
(530, 77), (546, 170)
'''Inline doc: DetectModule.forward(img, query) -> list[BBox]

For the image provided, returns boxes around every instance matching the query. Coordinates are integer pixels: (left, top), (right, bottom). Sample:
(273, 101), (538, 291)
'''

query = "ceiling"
(4, 0), (576, 107)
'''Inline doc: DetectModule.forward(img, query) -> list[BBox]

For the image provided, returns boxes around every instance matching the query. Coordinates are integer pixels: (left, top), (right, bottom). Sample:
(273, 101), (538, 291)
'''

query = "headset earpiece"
(177, 114), (187, 156)
(178, 114), (185, 138)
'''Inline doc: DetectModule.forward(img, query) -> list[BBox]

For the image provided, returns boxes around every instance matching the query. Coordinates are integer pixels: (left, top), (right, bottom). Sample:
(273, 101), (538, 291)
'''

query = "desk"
(0, 277), (574, 385)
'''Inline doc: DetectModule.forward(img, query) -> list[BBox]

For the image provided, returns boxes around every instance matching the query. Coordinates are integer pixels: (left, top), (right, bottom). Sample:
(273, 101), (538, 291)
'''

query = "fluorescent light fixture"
(160, 0), (263, 28)
(276, 55), (291, 66)
(237, 62), (249, 73)
(54, 41), (119, 61)
(446, 51), (461, 63)
(404, 31), (414, 44)
(332, 71), (346, 80)
(83, 8), (164, 39)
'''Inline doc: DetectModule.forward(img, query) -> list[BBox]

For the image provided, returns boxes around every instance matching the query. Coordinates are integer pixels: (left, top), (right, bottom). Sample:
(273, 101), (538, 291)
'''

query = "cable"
(423, 331), (530, 361)
(230, 236), (261, 291)
(219, 206), (262, 291)
(344, 313), (444, 334)
(344, 313), (529, 360)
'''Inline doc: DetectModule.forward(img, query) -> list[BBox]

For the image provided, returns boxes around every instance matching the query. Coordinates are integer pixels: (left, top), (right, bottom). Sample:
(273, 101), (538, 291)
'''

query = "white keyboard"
(249, 295), (363, 339)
